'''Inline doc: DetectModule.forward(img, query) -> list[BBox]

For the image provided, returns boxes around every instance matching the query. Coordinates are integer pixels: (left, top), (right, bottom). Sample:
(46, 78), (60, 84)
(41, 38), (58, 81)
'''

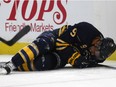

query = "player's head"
(90, 37), (116, 61)
(99, 37), (116, 59)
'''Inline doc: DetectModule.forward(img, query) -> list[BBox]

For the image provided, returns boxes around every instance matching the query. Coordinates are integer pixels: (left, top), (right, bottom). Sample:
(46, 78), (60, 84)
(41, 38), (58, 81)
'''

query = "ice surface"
(0, 55), (116, 87)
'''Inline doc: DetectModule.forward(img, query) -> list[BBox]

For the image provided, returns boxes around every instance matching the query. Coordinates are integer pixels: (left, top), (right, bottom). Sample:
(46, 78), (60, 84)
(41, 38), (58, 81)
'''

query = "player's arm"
(72, 37), (116, 68)
(67, 45), (91, 68)
(68, 49), (98, 68)
(68, 50), (89, 68)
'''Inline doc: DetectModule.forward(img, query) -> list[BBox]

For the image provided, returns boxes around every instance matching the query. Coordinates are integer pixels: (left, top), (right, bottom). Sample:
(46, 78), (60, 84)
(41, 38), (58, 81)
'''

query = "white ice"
(0, 55), (116, 87)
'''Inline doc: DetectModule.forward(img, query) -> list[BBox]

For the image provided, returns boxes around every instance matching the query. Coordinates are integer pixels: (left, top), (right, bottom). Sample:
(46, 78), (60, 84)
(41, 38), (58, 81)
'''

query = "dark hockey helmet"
(100, 37), (116, 59)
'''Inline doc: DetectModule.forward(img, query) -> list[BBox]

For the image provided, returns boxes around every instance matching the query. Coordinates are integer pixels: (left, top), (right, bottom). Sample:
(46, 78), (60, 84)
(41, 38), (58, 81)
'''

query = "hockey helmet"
(99, 37), (116, 59)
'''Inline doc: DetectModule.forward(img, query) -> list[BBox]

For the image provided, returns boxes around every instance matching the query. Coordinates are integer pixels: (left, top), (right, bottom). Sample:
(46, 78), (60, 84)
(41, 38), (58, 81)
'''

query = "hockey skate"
(0, 62), (15, 75)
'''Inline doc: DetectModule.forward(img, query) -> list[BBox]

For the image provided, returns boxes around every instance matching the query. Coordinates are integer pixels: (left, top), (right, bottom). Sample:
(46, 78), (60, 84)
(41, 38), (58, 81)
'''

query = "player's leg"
(12, 31), (56, 68)
(34, 52), (62, 70)
(13, 52), (61, 71)
(14, 60), (36, 71)
(0, 42), (40, 74)
(0, 31), (57, 74)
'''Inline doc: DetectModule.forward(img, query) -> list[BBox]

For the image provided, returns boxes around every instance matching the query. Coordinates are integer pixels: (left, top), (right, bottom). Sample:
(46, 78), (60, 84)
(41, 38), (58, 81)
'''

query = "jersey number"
(70, 28), (77, 37)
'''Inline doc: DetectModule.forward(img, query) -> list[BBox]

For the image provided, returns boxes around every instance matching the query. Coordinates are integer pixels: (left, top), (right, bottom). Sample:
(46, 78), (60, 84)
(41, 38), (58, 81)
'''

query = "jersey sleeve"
(56, 45), (81, 66)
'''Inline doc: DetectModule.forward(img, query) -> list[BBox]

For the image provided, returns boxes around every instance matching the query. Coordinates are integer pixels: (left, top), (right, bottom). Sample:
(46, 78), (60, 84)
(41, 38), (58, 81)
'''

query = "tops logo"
(6, 0), (68, 25)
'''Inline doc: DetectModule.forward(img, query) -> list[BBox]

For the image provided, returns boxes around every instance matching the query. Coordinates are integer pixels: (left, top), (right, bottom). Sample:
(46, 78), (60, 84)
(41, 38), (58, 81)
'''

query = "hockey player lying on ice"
(0, 22), (116, 75)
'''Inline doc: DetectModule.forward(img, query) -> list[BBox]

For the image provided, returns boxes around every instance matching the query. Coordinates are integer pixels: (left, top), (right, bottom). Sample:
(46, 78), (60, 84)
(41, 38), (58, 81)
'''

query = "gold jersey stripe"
(30, 43), (39, 55)
(68, 52), (81, 65)
(57, 38), (67, 44)
(56, 38), (70, 50)
(56, 42), (69, 47)
(17, 61), (35, 71)
(17, 67), (21, 71)
(30, 60), (36, 71)
(61, 25), (67, 34)
(56, 46), (67, 50)
(71, 54), (80, 65)
(22, 63), (29, 71)
(18, 51), (27, 63)
(59, 28), (62, 36)
(58, 25), (68, 36)
(23, 46), (34, 61)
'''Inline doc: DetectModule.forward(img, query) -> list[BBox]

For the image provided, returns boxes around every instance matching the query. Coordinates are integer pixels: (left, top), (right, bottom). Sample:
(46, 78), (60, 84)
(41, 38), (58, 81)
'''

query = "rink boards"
(0, 42), (116, 60)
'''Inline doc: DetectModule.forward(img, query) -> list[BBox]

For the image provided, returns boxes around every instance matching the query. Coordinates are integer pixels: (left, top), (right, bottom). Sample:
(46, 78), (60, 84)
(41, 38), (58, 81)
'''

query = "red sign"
(1, 0), (68, 32)
(6, 0), (67, 24)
